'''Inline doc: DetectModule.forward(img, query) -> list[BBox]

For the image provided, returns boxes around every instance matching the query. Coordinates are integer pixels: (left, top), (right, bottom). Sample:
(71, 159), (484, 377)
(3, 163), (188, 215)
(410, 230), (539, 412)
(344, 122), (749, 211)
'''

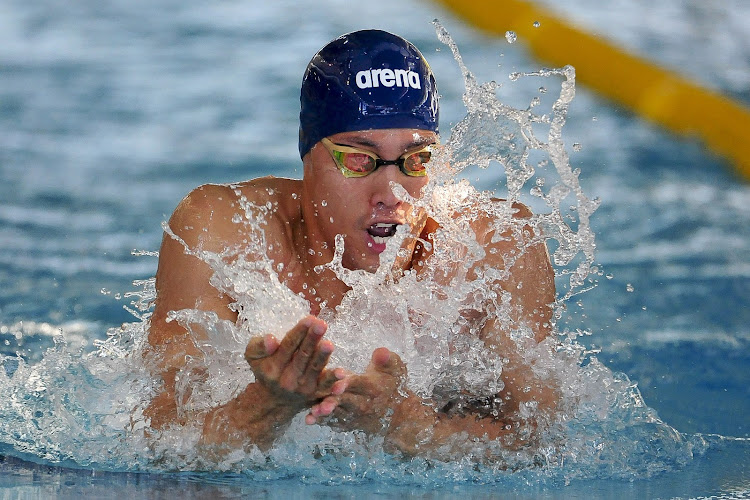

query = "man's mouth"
(367, 223), (399, 245)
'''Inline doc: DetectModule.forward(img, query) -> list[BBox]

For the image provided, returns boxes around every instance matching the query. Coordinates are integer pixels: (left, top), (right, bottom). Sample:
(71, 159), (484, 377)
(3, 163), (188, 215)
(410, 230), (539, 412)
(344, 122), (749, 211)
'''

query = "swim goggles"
(321, 137), (432, 178)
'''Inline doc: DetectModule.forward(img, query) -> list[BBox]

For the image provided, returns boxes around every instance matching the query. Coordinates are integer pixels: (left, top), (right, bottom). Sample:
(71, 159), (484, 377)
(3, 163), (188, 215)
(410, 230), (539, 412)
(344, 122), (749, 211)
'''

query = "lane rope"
(435, 0), (750, 181)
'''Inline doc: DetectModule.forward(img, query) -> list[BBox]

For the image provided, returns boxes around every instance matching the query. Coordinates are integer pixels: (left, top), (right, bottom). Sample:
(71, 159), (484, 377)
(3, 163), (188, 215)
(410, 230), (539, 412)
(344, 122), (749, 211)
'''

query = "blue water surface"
(0, 0), (748, 497)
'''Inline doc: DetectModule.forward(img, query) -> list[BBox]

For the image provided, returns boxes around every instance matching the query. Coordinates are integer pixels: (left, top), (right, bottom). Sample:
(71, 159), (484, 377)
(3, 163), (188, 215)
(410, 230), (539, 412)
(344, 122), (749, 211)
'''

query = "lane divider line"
(434, 0), (750, 181)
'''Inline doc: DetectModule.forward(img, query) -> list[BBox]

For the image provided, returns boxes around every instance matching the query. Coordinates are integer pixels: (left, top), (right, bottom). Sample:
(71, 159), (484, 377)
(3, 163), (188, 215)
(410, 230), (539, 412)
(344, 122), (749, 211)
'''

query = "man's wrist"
(201, 381), (305, 449)
(235, 381), (306, 425)
(383, 392), (437, 456)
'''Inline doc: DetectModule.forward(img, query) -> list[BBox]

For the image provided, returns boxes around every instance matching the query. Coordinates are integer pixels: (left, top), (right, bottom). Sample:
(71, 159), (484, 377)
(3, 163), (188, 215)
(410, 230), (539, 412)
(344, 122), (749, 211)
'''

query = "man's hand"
(305, 347), (408, 435)
(244, 316), (343, 409)
(202, 316), (343, 449)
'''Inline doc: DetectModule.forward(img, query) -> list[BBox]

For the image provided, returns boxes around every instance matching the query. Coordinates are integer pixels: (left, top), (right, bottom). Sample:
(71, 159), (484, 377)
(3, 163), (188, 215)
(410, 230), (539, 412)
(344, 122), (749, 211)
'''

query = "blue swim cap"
(299, 29), (439, 159)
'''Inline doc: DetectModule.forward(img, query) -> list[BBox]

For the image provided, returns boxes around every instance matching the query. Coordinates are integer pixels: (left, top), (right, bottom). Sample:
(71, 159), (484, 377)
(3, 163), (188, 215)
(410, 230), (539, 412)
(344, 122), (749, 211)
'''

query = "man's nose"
(369, 165), (404, 208)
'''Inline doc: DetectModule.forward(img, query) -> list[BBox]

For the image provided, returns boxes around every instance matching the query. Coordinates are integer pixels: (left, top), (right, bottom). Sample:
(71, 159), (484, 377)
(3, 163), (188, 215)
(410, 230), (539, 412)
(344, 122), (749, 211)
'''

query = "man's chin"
(342, 238), (416, 275)
(344, 258), (379, 274)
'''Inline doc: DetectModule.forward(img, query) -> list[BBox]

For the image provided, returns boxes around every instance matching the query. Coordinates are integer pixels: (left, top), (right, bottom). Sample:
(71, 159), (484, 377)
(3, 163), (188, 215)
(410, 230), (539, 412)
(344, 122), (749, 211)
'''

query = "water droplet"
(573, 143), (582, 152)
(533, 20), (541, 28)
(626, 283), (635, 292)
(605, 273), (614, 280)
(538, 86), (547, 94)
(505, 31), (517, 43)
(321, 200), (327, 207)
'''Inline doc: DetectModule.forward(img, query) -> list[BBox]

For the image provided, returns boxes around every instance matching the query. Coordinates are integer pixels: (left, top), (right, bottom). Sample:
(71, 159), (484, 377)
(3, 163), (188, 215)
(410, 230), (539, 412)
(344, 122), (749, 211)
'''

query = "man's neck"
(288, 213), (351, 315)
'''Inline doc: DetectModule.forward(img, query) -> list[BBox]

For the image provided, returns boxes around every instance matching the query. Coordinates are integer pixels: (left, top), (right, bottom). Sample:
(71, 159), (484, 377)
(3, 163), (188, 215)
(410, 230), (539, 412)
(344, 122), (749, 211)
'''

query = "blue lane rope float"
(435, 0), (750, 181)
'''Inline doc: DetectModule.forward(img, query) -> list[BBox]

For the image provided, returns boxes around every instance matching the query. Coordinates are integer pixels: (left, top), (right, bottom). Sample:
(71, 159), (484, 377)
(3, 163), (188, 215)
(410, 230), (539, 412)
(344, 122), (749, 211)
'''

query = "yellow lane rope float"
(435, 0), (750, 181)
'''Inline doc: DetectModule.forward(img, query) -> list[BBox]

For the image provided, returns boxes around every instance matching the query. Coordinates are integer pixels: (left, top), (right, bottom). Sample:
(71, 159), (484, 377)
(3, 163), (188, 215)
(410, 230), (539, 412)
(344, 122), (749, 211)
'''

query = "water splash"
(0, 22), (705, 484)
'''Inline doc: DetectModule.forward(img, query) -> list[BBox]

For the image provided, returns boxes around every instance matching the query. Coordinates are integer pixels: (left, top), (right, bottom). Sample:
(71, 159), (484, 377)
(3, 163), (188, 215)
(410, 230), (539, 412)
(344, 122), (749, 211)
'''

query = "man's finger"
(315, 396), (339, 418)
(314, 367), (338, 394)
(305, 395), (341, 425)
(304, 339), (333, 376)
(369, 347), (406, 378)
(313, 369), (349, 399)
(274, 316), (319, 365)
(288, 321), (328, 377)
(244, 334), (278, 362)
(335, 373), (372, 397)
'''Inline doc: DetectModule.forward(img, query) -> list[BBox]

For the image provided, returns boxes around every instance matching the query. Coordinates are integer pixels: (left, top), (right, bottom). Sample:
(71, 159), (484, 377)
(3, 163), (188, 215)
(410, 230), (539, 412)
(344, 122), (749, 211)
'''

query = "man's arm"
(474, 201), (558, 425)
(146, 183), (240, 428)
(145, 183), (340, 450)
(306, 347), (543, 460)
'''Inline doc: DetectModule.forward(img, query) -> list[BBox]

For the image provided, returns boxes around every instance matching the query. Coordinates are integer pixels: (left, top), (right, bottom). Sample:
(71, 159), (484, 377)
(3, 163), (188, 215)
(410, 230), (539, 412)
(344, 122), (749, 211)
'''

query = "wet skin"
(146, 128), (557, 458)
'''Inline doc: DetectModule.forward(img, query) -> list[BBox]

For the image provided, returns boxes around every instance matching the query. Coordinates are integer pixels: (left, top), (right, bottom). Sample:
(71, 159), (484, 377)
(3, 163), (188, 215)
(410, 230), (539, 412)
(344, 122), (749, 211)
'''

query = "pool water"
(1, 0), (749, 497)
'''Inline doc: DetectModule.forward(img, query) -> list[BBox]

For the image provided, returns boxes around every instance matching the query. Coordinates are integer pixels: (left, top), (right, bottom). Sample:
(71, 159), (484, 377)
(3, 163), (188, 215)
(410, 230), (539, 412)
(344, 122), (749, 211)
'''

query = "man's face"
(302, 128), (436, 273)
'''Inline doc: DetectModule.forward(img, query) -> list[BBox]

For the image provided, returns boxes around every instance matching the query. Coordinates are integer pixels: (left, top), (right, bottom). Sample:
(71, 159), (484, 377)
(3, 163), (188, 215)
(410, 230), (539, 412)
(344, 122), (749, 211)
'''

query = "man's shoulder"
(167, 177), (301, 247)
(459, 198), (533, 230)
(232, 176), (302, 207)
(175, 177), (300, 217)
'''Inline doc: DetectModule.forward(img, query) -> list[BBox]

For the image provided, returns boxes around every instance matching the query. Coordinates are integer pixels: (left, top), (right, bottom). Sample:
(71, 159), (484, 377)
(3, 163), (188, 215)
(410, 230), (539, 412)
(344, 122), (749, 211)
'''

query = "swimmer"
(145, 30), (557, 457)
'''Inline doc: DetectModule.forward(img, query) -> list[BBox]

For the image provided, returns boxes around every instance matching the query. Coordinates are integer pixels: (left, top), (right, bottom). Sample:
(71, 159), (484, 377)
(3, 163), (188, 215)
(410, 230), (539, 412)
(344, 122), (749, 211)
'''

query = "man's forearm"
(384, 394), (539, 461)
(383, 391), (525, 460)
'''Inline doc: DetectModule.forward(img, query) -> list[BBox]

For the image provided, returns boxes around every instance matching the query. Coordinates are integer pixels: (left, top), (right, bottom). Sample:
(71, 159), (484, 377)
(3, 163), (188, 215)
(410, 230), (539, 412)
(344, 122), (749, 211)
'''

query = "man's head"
(297, 31), (439, 273)
(299, 29), (439, 159)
